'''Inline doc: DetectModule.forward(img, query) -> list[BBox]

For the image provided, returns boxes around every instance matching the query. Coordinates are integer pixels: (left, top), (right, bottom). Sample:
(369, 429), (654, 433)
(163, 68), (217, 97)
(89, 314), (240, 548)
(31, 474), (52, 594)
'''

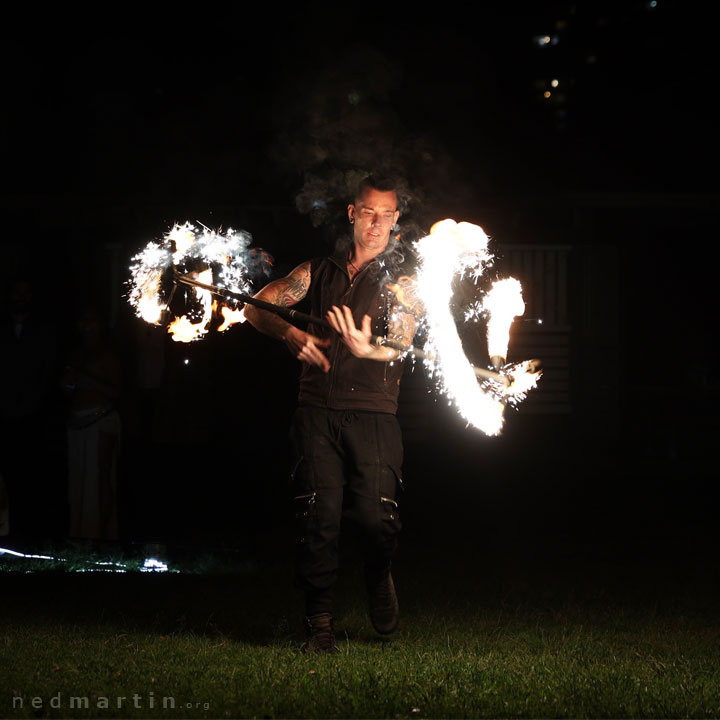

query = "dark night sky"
(4, 2), (716, 376)
(2, 3), (717, 545)
(4, 3), (717, 210)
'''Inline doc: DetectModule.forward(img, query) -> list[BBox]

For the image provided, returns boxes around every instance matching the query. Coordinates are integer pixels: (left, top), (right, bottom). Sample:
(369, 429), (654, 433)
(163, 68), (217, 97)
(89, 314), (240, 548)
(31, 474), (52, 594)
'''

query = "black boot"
(302, 612), (340, 653)
(366, 565), (399, 635)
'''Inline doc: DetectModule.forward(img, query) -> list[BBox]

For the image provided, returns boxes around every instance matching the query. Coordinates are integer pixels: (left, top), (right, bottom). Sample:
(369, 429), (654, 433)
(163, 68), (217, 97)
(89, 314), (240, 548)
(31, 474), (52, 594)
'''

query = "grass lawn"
(3, 529), (720, 719)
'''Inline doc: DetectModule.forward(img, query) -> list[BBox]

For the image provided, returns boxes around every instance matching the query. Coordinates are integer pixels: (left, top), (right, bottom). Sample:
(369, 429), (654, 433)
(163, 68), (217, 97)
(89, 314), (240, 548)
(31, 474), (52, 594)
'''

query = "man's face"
(348, 188), (399, 256)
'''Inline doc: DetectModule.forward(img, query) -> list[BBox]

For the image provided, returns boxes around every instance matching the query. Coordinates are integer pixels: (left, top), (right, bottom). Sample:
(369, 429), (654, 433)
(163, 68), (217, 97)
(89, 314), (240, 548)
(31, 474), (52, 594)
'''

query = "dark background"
(1, 3), (717, 569)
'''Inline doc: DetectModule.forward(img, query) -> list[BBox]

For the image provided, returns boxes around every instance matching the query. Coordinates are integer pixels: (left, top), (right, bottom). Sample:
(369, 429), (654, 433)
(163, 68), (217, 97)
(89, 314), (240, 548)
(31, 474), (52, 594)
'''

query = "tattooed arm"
(326, 273), (420, 362)
(244, 261), (311, 339)
(244, 261), (332, 372)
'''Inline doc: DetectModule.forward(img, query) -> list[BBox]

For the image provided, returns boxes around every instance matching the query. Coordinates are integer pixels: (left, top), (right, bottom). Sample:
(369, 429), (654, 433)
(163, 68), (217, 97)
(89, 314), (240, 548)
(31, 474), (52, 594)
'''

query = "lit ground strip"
(0, 546), (172, 573)
(0, 546), (56, 561)
(141, 558), (169, 572)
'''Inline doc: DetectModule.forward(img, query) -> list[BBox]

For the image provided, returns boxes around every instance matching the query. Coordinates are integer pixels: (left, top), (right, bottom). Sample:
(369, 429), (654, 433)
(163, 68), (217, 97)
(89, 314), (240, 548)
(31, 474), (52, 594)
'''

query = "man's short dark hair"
(355, 174), (399, 203)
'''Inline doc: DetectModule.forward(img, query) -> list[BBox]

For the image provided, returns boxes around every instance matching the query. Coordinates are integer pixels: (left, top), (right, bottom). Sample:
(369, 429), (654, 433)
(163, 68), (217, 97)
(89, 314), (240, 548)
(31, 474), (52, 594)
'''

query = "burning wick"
(414, 219), (505, 435)
(127, 222), (271, 343)
(412, 219), (542, 435)
(128, 219), (541, 433)
(482, 278), (526, 371)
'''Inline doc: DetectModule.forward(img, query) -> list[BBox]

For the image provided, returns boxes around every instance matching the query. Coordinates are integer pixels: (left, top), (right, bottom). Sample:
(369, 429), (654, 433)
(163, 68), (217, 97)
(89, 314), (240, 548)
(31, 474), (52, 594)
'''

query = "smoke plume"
(269, 43), (470, 260)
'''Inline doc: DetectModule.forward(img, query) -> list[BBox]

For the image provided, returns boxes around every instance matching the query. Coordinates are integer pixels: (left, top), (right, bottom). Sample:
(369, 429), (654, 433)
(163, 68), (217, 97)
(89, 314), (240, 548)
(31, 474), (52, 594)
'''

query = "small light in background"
(183, 358), (190, 365)
(544, 91), (552, 99)
(551, 79), (559, 88)
(141, 558), (169, 573)
(534, 34), (560, 47)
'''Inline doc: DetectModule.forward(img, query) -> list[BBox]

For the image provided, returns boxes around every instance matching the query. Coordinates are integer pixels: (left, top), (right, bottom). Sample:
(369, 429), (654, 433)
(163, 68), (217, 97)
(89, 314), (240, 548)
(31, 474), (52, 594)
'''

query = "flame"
(128, 242), (171, 325)
(217, 304), (246, 332)
(169, 223), (196, 265)
(414, 219), (505, 435)
(128, 222), (272, 343)
(411, 220), (542, 434)
(505, 360), (542, 402)
(136, 287), (165, 325)
(166, 269), (214, 342)
(129, 218), (540, 432)
(166, 315), (206, 343)
(211, 299), (247, 333)
(483, 277), (526, 363)
(484, 360), (543, 405)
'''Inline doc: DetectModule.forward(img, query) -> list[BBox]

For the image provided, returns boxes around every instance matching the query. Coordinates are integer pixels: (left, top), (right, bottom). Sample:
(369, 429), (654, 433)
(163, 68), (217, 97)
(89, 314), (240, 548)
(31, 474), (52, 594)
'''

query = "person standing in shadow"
(61, 305), (122, 541)
(0, 277), (60, 539)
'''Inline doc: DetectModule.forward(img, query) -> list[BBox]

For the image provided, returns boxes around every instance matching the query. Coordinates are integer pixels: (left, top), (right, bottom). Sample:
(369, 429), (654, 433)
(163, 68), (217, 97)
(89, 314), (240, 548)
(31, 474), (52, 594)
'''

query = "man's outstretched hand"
(284, 326), (332, 372)
(283, 305), (377, 370)
(326, 305), (374, 359)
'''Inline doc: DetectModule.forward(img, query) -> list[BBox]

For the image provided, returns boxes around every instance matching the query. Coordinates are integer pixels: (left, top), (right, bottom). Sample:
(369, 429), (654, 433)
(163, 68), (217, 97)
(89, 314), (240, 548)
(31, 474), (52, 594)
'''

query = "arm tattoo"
(261, 263), (310, 306)
(365, 305), (417, 363)
(387, 307), (418, 349)
(245, 262), (312, 341)
(277, 273), (310, 307)
(386, 274), (421, 350)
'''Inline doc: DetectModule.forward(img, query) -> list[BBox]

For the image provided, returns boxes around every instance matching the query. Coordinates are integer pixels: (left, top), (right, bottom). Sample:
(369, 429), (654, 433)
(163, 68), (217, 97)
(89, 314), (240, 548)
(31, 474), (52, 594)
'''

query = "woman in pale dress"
(62, 307), (121, 540)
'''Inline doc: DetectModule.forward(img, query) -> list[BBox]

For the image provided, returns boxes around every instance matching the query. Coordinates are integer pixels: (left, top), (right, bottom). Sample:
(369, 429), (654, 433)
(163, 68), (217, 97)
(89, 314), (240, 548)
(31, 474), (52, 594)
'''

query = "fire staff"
(244, 175), (417, 653)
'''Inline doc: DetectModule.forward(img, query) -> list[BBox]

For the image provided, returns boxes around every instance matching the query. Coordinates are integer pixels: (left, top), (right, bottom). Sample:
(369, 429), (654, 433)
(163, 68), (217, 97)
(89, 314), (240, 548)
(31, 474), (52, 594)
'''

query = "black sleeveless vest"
(297, 249), (406, 414)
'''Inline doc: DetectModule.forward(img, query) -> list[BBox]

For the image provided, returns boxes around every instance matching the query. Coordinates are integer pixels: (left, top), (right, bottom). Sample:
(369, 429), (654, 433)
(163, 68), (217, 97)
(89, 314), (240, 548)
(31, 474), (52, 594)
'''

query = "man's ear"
(348, 203), (356, 223)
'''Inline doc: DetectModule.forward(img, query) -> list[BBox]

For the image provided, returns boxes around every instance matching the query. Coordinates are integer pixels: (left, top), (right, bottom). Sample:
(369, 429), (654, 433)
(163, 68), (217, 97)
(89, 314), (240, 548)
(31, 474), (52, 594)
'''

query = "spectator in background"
(0, 277), (60, 538)
(62, 305), (122, 540)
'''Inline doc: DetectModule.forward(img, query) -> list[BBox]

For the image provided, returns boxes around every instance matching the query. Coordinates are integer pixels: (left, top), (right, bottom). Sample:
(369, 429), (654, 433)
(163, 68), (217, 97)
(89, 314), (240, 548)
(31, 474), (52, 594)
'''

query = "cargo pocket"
(379, 461), (403, 500)
(380, 494), (399, 519)
(292, 491), (317, 545)
(288, 452), (304, 490)
(379, 464), (403, 538)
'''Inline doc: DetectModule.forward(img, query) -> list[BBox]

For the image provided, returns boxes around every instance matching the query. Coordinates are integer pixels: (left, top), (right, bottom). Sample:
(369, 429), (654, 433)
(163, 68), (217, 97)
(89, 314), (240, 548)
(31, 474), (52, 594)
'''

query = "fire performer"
(244, 175), (418, 653)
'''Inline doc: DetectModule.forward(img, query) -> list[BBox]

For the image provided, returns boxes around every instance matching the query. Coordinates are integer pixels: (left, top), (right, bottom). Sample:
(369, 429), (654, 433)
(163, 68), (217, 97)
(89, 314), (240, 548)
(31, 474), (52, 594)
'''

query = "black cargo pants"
(289, 406), (404, 616)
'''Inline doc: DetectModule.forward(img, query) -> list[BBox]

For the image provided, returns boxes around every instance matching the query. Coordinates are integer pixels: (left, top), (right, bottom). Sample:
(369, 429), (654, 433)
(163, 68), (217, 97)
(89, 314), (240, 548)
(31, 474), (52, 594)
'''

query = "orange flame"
(217, 305), (246, 332)
(386, 282), (407, 305)
(167, 269), (214, 342)
(167, 315), (207, 343)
